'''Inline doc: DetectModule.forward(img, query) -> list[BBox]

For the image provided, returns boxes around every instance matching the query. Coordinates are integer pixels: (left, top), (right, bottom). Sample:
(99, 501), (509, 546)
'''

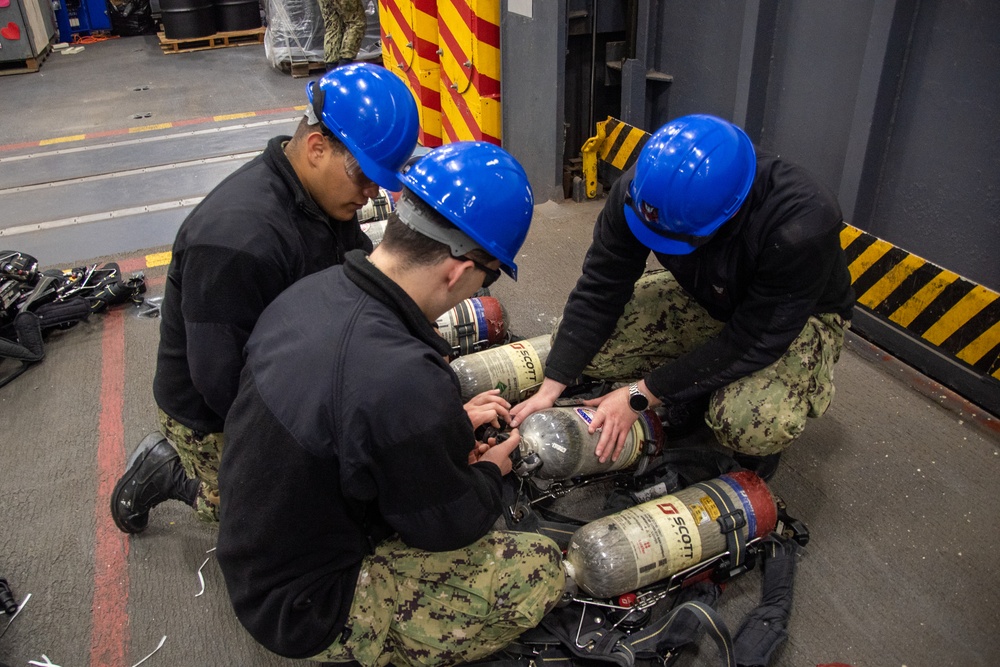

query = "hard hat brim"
(350, 150), (404, 193)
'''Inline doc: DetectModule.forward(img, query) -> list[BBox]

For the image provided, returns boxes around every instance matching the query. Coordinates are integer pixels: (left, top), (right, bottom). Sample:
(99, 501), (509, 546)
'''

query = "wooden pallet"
(0, 43), (51, 76)
(158, 27), (265, 54)
(277, 59), (326, 78)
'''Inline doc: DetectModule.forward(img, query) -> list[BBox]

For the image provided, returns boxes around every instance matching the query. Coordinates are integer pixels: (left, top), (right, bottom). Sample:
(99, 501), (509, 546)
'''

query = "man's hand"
(467, 441), (491, 465)
(470, 428), (522, 476)
(581, 387), (637, 463)
(508, 378), (566, 427)
(464, 389), (511, 434)
(582, 380), (660, 463)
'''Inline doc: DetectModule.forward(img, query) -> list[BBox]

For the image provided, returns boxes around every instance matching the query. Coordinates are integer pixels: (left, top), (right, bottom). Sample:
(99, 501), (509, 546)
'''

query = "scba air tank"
(435, 296), (508, 356)
(564, 471), (778, 598)
(518, 407), (663, 480)
(450, 335), (550, 403)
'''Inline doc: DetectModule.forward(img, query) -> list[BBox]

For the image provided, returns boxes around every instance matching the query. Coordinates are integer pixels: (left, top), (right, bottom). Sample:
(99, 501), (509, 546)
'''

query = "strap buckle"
(715, 509), (746, 534)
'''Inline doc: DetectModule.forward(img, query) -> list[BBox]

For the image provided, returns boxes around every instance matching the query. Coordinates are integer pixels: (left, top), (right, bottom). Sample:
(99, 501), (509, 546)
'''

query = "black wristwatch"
(628, 382), (649, 413)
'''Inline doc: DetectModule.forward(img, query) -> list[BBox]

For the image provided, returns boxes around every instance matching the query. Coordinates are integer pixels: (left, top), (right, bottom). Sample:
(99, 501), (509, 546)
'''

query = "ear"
(304, 131), (330, 166)
(444, 257), (475, 291)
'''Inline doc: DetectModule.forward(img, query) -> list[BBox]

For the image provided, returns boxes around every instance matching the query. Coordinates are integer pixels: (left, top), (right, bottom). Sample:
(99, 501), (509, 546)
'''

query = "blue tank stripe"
(471, 298), (488, 343)
(718, 475), (756, 538)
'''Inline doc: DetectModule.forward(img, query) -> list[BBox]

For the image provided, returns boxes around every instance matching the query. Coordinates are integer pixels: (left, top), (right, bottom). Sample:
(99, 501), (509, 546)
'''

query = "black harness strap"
(0, 312), (45, 388)
(35, 297), (91, 330)
(654, 600), (735, 667)
(536, 605), (634, 667)
(627, 581), (721, 665)
(691, 479), (748, 576)
(731, 537), (799, 667)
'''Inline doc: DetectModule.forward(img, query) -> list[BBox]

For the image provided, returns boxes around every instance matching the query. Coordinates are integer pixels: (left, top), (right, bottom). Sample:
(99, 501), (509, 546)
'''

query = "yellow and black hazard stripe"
(587, 116), (1000, 384)
(597, 117), (649, 172)
(841, 224), (1000, 380)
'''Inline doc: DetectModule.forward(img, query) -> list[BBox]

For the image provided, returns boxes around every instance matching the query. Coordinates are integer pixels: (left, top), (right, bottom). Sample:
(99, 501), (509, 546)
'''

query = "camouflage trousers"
(156, 407), (222, 522)
(310, 532), (565, 667)
(584, 270), (848, 456)
(319, 0), (366, 63)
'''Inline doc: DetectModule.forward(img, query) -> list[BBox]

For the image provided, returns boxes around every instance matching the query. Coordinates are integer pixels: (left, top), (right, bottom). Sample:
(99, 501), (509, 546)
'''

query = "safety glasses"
(457, 255), (502, 288)
(344, 152), (378, 193)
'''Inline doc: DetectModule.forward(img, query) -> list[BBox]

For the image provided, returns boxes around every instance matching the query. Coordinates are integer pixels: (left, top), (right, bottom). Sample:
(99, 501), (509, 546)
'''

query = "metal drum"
(214, 0), (261, 32)
(160, 0), (216, 38)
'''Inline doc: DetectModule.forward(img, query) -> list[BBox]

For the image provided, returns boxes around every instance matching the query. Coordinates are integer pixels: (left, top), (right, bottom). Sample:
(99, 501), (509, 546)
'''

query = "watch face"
(629, 391), (649, 412)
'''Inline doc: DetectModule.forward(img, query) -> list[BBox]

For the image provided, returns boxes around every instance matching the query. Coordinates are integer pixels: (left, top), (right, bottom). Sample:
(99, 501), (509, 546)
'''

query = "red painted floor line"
(91, 308), (130, 667)
(119, 256), (149, 274)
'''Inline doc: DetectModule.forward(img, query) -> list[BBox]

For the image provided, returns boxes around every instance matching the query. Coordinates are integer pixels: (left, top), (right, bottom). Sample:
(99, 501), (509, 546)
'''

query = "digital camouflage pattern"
(319, 0), (366, 63)
(311, 531), (565, 667)
(584, 270), (726, 380)
(157, 408), (222, 522)
(584, 270), (847, 456)
(708, 311), (846, 455)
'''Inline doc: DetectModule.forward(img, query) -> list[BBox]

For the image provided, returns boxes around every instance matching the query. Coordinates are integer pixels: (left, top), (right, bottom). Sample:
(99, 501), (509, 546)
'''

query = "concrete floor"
(1, 35), (999, 667)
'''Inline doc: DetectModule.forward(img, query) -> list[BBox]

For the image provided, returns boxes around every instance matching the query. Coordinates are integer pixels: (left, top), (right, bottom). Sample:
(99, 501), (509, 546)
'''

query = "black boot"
(110, 432), (200, 534)
(733, 452), (782, 482)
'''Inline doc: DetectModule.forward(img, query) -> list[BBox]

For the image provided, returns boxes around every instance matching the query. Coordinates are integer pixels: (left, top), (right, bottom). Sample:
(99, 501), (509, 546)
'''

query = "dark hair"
(289, 116), (347, 154)
(380, 189), (494, 269)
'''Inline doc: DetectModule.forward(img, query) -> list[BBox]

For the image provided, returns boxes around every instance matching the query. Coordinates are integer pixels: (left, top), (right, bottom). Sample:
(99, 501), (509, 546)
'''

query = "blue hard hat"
(400, 142), (534, 280)
(306, 63), (419, 192)
(624, 114), (757, 254)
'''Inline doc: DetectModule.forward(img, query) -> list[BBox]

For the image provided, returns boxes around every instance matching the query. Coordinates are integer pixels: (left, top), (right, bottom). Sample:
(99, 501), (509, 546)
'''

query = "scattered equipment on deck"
(0, 251), (146, 388)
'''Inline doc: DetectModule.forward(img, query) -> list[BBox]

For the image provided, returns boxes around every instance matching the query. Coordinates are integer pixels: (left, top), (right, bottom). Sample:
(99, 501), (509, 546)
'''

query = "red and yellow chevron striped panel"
(380, 0), (443, 147)
(437, 0), (501, 145)
(379, 0), (501, 147)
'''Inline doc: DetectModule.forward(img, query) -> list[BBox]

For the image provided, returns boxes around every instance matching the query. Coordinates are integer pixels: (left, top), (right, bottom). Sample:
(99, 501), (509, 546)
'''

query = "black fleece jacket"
(546, 151), (854, 405)
(217, 251), (505, 659)
(153, 136), (372, 434)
